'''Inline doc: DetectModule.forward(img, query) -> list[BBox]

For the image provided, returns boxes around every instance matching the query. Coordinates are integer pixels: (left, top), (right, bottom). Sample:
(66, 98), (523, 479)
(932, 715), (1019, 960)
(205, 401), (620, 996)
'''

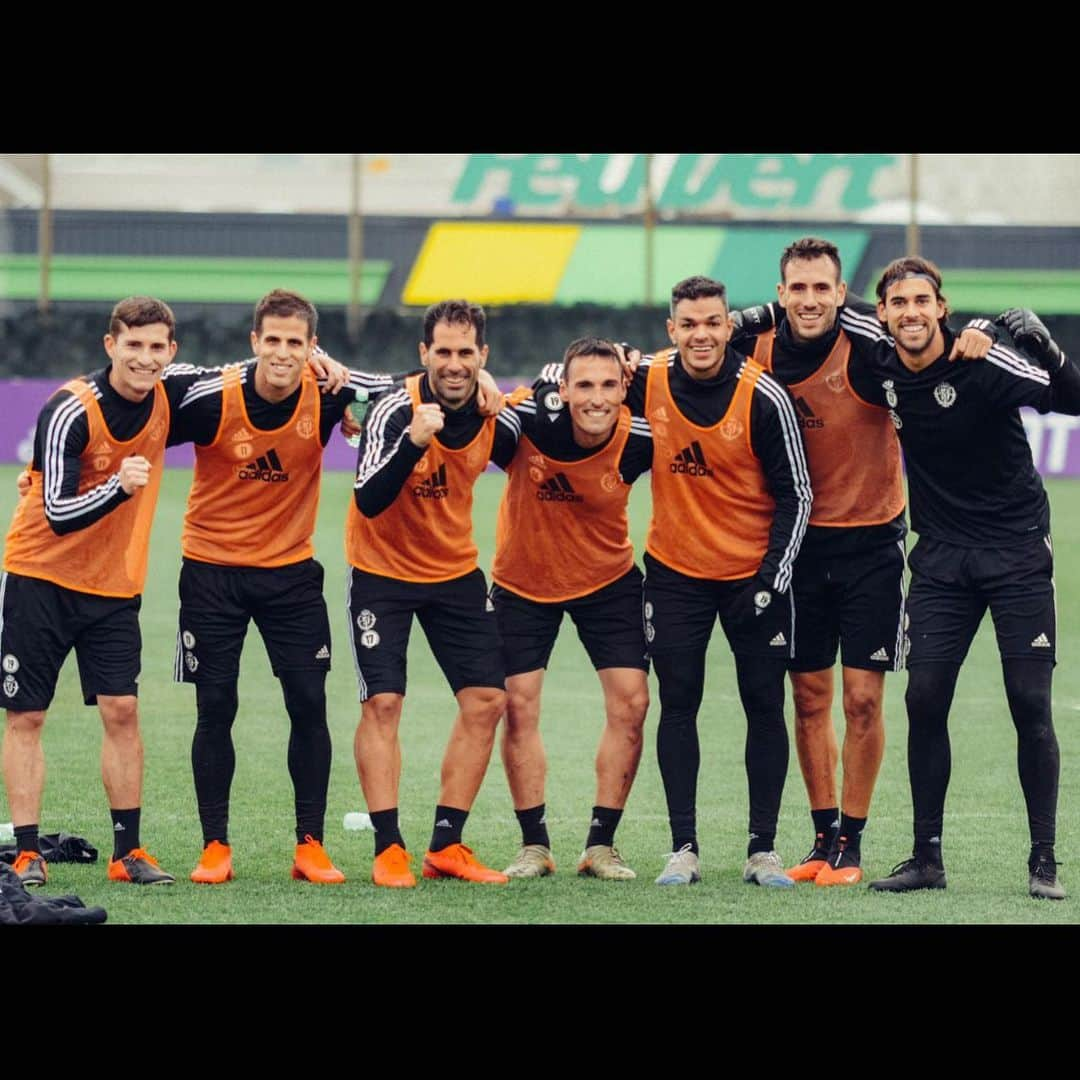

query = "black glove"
(730, 577), (778, 627)
(730, 304), (776, 336)
(995, 308), (1064, 371)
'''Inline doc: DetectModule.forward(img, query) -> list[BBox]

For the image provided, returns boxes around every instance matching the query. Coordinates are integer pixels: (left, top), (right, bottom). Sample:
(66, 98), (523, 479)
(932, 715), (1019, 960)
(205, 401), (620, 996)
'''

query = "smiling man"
(2, 297), (181, 887)
(347, 299), (521, 887)
(623, 276), (813, 889)
(839, 259), (1080, 900)
(488, 338), (653, 880)
(172, 289), (398, 887)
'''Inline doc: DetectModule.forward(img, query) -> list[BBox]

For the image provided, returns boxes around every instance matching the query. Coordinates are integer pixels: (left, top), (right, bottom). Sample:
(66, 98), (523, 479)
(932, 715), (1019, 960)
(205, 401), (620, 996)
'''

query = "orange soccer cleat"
(291, 835), (346, 884)
(108, 848), (176, 885)
(13, 850), (48, 887)
(190, 840), (234, 884)
(372, 843), (417, 888)
(422, 843), (509, 884)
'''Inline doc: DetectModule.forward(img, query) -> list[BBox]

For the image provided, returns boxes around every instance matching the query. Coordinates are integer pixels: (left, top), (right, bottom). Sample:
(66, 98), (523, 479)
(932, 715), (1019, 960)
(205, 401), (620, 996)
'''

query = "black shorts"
(347, 566), (505, 701)
(906, 534), (1056, 666)
(175, 558), (332, 685)
(0, 571), (141, 710)
(642, 552), (795, 660)
(787, 540), (906, 673)
(490, 566), (649, 677)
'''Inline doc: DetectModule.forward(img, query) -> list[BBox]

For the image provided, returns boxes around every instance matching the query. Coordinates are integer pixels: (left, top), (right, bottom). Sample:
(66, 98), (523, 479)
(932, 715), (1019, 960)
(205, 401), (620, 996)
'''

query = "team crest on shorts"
(360, 629), (380, 649)
(356, 609), (377, 631)
(296, 415), (315, 439)
(182, 631), (196, 649)
(889, 410), (902, 430)
(644, 601), (654, 620)
(2, 654), (19, 674)
(883, 380), (898, 408)
(720, 417), (744, 440)
(754, 591), (771, 611)
(825, 372), (846, 394)
(933, 382), (957, 408)
(185, 651), (198, 673)
(3, 674), (18, 698)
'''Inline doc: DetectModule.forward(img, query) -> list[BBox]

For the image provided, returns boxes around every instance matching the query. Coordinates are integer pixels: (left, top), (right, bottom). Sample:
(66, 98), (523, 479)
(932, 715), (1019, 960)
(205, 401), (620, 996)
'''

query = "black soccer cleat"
(868, 856), (946, 893)
(1029, 851), (1066, 901)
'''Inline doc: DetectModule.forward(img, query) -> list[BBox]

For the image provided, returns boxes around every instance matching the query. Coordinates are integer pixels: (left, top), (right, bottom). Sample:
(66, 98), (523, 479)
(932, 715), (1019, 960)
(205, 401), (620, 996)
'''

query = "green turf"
(1, 464), (1078, 924)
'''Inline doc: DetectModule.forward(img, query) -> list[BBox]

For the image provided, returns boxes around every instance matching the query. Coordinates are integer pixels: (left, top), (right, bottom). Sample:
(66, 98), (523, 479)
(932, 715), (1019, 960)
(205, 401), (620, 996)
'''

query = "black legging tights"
(905, 658), (1058, 846)
(654, 650), (789, 851)
(191, 669), (332, 845)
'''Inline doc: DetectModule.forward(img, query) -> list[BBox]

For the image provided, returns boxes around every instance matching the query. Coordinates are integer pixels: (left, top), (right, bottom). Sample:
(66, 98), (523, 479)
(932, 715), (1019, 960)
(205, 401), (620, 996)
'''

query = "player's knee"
(791, 682), (830, 724)
(1004, 677), (1053, 736)
(362, 693), (404, 733)
(98, 695), (139, 733)
(196, 681), (239, 729)
(842, 688), (882, 736)
(905, 666), (954, 730)
(607, 686), (649, 732)
(505, 687), (541, 732)
(281, 671), (327, 726)
(5, 710), (46, 735)
(461, 686), (507, 728)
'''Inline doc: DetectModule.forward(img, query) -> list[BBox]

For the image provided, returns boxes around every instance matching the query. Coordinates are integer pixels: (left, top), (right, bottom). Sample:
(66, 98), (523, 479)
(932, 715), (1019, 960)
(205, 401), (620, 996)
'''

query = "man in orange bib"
(347, 300), (519, 887)
(635, 277), (813, 888)
(174, 289), (399, 887)
(2, 297), (181, 887)
(489, 338), (653, 880)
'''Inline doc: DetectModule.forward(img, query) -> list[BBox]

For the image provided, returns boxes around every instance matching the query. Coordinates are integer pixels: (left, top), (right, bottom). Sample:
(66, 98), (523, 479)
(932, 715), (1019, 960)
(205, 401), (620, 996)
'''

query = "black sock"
(429, 805), (468, 852)
(748, 832), (777, 857)
(371, 808), (405, 856)
(812, 807), (840, 851)
(1030, 841), (1057, 868)
(111, 807), (141, 859)
(14, 825), (40, 855)
(653, 650), (705, 856)
(515, 804), (550, 848)
(586, 806), (623, 849)
(192, 680), (238, 846)
(282, 670), (331, 846)
(837, 813), (867, 853)
(906, 663), (959, 848)
(914, 837), (943, 866)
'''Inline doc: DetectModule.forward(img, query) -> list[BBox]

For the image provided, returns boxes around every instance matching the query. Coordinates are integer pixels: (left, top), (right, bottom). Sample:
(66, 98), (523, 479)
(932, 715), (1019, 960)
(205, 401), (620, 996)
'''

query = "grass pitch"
(1, 463), (1078, 925)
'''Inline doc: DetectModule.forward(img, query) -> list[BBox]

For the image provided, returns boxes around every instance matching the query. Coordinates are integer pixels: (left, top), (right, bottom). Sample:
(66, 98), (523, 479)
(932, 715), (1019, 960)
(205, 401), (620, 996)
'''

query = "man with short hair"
(628, 276), (813, 888)
(489, 338), (652, 880)
(174, 289), (398, 886)
(833, 258), (1080, 899)
(347, 299), (518, 887)
(2, 297), (185, 887)
(740, 237), (907, 886)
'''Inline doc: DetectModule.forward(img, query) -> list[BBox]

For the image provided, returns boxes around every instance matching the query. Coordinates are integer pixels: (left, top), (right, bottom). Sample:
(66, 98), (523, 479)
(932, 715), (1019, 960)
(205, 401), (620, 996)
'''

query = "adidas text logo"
(870, 647), (890, 661)
(770, 632), (787, 646)
(536, 472), (584, 503)
(1031, 633), (1052, 648)
(238, 448), (289, 482)
(670, 441), (714, 477)
(315, 645), (330, 660)
(794, 397), (824, 429)
(413, 463), (448, 499)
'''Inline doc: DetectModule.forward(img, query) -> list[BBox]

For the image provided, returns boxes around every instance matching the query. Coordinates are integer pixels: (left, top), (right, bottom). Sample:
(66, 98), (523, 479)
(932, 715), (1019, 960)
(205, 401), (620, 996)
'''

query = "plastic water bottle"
(344, 811), (373, 831)
(0, 822), (14, 843)
(344, 391), (370, 449)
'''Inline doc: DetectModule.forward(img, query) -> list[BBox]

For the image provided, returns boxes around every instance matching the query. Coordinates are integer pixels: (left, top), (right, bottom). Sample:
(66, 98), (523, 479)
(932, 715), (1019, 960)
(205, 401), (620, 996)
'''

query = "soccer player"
(631, 276), (812, 888)
(489, 338), (653, 880)
(173, 289), (402, 886)
(347, 299), (518, 887)
(2, 297), (185, 887)
(833, 259), (1080, 900)
(737, 238), (909, 886)
(731, 241), (996, 886)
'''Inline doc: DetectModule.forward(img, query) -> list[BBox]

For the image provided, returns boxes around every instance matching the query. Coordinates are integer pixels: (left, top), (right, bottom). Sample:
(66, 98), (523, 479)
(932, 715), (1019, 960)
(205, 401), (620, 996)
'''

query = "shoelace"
(660, 842), (695, 862)
(125, 847), (159, 866)
(831, 838), (848, 869)
(1031, 857), (1060, 880)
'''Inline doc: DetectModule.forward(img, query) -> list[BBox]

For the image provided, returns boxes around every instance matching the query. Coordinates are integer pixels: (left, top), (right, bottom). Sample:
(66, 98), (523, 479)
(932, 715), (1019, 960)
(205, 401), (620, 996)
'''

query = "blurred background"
(3, 152), (1079, 472)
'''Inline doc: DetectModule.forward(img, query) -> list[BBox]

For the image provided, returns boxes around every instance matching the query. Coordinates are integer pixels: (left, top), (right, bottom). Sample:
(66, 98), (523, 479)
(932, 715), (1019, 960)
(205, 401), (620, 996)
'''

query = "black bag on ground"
(0, 863), (107, 926)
